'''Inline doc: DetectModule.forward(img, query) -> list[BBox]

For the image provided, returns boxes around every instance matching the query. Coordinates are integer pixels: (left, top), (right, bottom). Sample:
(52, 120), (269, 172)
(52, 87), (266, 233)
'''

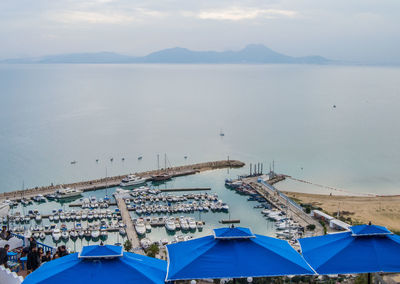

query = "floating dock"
(0, 160), (244, 201)
(219, 219), (240, 224)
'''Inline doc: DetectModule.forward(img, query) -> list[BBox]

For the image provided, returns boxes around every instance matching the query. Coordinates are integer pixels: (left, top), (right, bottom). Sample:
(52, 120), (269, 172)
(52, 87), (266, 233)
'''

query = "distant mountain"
(1, 44), (332, 64)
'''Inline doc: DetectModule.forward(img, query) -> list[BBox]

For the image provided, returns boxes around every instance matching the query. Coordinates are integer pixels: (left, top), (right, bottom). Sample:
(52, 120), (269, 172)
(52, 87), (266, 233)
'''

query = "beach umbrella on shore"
(298, 224), (400, 282)
(166, 227), (315, 281)
(23, 244), (167, 284)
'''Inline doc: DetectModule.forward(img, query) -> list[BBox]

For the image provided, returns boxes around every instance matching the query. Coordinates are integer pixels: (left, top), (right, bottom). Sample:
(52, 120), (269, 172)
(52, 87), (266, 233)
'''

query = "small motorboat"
(78, 230), (84, 238)
(91, 229), (100, 240)
(119, 228), (126, 236)
(61, 230), (69, 240)
(52, 229), (61, 241)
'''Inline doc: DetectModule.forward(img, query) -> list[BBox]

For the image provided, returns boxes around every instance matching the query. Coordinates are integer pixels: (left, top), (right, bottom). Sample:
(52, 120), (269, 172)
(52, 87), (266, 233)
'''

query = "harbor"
(1, 161), (352, 255)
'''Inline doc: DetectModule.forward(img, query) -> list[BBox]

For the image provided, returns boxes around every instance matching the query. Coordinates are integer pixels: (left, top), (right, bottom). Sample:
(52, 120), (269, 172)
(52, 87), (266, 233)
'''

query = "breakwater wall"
(0, 160), (245, 201)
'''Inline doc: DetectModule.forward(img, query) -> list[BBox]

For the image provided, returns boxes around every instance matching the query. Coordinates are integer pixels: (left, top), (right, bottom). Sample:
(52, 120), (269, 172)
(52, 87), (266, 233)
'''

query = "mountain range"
(1, 44), (332, 64)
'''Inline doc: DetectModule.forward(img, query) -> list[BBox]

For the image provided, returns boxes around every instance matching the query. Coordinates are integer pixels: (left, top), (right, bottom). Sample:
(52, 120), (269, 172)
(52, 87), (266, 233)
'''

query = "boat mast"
(164, 153), (167, 172)
(105, 167), (108, 196)
(157, 154), (160, 172)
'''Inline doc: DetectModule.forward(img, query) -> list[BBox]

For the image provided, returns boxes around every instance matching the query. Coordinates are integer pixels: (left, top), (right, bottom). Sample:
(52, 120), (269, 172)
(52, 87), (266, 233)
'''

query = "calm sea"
(1, 64), (400, 195)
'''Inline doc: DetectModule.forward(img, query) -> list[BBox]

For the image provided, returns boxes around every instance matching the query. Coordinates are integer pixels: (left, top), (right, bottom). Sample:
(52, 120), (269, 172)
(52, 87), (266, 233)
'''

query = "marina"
(1, 164), (345, 255)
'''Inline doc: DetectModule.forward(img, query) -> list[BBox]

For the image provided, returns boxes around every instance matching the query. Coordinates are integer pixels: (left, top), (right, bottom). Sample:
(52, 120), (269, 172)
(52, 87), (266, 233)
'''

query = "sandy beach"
(283, 191), (400, 232)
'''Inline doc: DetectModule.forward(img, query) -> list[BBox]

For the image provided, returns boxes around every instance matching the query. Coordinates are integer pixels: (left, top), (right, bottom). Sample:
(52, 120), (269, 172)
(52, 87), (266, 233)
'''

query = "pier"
(115, 197), (144, 254)
(242, 175), (324, 236)
(0, 160), (244, 201)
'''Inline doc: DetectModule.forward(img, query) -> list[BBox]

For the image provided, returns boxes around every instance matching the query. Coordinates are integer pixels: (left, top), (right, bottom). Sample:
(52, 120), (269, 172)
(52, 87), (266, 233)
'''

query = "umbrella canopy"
(298, 224), (400, 275)
(23, 245), (167, 284)
(166, 227), (315, 281)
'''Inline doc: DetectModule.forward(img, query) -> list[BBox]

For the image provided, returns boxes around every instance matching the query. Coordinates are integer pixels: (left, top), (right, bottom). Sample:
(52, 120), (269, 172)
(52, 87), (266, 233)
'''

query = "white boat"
(81, 213), (87, 220)
(53, 214), (59, 222)
(165, 218), (176, 231)
(87, 213), (93, 221)
(100, 230), (108, 240)
(145, 223), (152, 232)
(52, 229), (61, 241)
(39, 232), (46, 240)
(140, 238), (152, 249)
(188, 218), (196, 230)
(119, 228), (126, 235)
(70, 230), (78, 239)
(180, 218), (189, 231)
(78, 230), (84, 238)
(91, 229), (100, 239)
(196, 221), (203, 230)
(120, 175), (147, 187)
(61, 230), (69, 240)
(33, 194), (46, 202)
(135, 222), (146, 236)
(34, 232), (40, 239)
(35, 214), (42, 222)
(56, 187), (83, 200)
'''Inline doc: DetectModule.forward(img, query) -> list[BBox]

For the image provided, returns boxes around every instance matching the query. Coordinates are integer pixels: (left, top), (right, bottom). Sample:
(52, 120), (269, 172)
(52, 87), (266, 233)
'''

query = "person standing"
(28, 237), (37, 252)
(27, 246), (40, 273)
(0, 226), (7, 240)
(0, 244), (9, 268)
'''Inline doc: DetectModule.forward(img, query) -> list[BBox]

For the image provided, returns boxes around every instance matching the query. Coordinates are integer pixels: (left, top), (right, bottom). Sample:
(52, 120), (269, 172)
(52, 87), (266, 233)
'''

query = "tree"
(306, 224), (316, 231)
(124, 239), (132, 252)
(146, 243), (159, 258)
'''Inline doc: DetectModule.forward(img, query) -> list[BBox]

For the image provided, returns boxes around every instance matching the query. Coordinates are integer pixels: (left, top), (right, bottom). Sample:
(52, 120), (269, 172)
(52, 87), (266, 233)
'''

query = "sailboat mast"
(105, 167), (108, 196)
(157, 154), (160, 172)
(164, 153), (167, 172)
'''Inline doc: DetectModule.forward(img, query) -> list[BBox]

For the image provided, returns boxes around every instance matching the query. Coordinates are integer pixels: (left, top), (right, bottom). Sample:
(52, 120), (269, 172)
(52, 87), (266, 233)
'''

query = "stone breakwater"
(0, 160), (245, 201)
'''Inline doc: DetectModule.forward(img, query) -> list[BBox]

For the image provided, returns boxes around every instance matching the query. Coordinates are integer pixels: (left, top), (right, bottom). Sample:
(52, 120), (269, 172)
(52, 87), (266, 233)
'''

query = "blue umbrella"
(23, 244), (167, 284)
(166, 227), (315, 281)
(298, 224), (400, 275)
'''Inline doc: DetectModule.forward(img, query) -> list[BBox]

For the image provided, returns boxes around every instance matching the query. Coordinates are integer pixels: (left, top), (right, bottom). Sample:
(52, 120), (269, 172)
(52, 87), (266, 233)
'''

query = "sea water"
(1, 64), (400, 195)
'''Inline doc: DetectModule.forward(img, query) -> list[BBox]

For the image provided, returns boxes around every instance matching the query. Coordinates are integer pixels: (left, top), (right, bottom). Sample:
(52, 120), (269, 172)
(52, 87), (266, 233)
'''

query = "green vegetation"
(319, 220), (327, 235)
(123, 239), (132, 252)
(354, 274), (372, 284)
(145, 243), (160, 258)
(306, 224), (316, 231)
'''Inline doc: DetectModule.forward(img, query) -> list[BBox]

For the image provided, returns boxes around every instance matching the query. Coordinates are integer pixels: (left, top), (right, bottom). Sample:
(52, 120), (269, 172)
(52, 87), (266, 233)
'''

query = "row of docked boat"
(9, 208), (119, 224)
(48, 209), (115, 222)
(12, 218), (127, 242)
(80, 196), (111, 209)
(128, 192), (219, 203)
(133, 216), (203, 236)
(6, 188), (84, 208)
(128, 200), (229, 215)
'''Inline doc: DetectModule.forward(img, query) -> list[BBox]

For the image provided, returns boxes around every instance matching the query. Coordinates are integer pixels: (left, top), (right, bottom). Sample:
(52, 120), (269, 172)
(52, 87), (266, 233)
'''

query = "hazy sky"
(1, 0), (399, 63)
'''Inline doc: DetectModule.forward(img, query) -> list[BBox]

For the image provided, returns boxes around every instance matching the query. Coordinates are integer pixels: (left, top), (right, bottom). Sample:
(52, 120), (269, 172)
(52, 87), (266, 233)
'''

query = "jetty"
(0, 160), (244, 201)
(241, 175), (324, 236)
(115, 197), (144, 254)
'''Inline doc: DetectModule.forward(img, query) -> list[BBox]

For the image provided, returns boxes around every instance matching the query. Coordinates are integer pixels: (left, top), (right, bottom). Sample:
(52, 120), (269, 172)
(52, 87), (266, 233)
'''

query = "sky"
(1, 0), (399, 64)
